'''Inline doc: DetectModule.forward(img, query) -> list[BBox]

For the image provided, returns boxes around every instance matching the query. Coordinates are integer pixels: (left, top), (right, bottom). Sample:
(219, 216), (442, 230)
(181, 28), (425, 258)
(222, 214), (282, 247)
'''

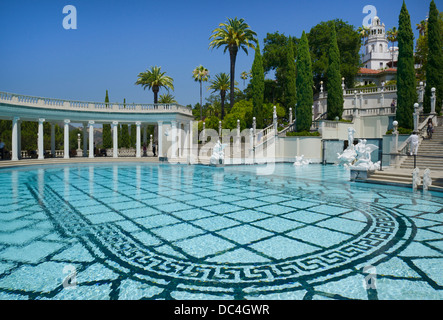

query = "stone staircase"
(364, 123), (443, 191)
(366, 169), (443, 191)
(400, 125), (443, 171)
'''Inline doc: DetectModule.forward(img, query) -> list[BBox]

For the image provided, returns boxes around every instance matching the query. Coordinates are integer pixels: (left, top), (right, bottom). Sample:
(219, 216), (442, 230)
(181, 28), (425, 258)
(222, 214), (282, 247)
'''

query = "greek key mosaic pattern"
(0, 164), (442, 300)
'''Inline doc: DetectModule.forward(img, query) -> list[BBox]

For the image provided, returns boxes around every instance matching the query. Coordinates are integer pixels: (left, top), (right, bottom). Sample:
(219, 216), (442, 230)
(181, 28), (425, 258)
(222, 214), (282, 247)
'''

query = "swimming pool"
(0, 162), (442, 300)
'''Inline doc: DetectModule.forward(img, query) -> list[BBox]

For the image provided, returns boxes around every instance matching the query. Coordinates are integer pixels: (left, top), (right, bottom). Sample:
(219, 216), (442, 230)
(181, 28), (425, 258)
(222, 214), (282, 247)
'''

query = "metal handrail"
(397, 114), (436, 154)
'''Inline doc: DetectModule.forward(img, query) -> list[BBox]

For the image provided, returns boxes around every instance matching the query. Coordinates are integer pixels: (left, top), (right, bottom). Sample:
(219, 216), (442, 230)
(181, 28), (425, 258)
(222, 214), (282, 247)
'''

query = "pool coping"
(1, 158), (442, 193)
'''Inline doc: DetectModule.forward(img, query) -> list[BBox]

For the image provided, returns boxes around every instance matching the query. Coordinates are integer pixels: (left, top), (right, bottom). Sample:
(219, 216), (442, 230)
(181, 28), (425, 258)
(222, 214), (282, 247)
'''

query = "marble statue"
(293, 155), (311, 166)
(412, 167), (421, 190)
(347, 127), (356, 148)
(210, 140), (227, 165)
(337, 147), (357, 167)
(337, 127), (357, 167)
(351, 139), (380, 171)
(423, 168), (432, 190)
(405, 132), (419, 155)
(338, 133), (381, 171)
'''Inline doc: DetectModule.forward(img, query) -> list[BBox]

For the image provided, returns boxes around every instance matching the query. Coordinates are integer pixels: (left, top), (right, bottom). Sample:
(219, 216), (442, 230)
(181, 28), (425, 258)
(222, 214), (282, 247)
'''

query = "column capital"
(13, 116), (20, 122)
(64, 119), (71, 124)
(89, 120), (95, 125)
(112, 121), (118, 126)
(38, 118), (46, 123)
(157, 120), (163, 125)
(135, 121), (141, 126)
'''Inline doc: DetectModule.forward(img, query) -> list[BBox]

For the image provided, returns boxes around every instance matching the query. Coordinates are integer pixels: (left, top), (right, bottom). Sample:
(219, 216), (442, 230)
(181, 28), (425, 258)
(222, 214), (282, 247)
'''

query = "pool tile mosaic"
(0, 163), (442, 300)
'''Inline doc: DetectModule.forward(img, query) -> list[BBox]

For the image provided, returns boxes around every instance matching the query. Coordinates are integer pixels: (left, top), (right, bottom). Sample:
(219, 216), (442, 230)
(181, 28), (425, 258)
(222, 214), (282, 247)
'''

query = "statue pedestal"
(209, 158), (223, 166)
(350, 167), (375, 181)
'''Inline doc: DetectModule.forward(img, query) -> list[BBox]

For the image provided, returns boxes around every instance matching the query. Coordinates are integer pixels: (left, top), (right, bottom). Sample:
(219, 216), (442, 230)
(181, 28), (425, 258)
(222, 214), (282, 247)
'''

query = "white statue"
(337, 147), (357, 167)
(349, 139), (380, 171)
(412, 167), (421, 190)
(347, 127), (356, 149)
(337, 127), (357, 167)
(423, 168), (432, 190)
(210, 140), (227, 165)
(293, 155), (311, 166)
(405, 131), (419, 155)
(337, 128), (381, 171)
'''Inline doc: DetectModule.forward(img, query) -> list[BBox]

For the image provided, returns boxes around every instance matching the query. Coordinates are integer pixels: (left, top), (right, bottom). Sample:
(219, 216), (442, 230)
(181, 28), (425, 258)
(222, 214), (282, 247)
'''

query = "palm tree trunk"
(200, 81), (203, 120)
(229, 45), (238, 112)
(153, 86), (159, 104)
(220, 90), (226, 120)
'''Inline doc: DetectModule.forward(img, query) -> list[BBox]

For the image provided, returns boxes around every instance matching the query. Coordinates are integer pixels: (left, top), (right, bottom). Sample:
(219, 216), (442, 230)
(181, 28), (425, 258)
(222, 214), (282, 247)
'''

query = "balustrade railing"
(0, 91), (192, 115)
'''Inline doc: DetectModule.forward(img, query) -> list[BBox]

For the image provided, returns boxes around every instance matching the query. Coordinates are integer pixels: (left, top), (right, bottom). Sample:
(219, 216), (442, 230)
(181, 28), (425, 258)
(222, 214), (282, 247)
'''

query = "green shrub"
(385, 127), (413, 135)
(286, 131), (320, 137)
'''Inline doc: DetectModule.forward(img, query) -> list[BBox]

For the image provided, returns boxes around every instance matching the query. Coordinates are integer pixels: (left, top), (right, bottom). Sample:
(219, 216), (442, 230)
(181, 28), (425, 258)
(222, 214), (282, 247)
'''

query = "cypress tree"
(120, 99), (130, 148)
(296, 31), (314, 132)
(102, 90), (112, 148)
(121, 124), (130, 148)
(424, 0), (443, 114)
(396, 1), (417, 128)
(283, 38), (297, 116)
(130, 124), (136, 147)
(326, 22), (344, 120)
(251, 43), (265, 128)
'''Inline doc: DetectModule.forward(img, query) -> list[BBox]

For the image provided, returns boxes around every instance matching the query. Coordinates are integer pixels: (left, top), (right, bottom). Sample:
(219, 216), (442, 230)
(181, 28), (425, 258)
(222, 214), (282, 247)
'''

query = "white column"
(38, 118), (45, 160)
(431, 87), (436, 114)
(135, 121), (141, 158)
(89, 121), (95, 158)
(11, 116), (20, 161)
(51, 123), (55, 158)
(17, 120), (22, 159)
(178, 122), (183, 157)
(64, 119), (70, 159)
(183, 122), (189, 159)
(188, 120), (195, 163)
(112, 121), (118, 158)
(157, 121), (163, 158)
(83, 122), (88, 157)
(273, 106), (278, 135)
(171, 120), (177, 158)
(249, 128), (254, 159)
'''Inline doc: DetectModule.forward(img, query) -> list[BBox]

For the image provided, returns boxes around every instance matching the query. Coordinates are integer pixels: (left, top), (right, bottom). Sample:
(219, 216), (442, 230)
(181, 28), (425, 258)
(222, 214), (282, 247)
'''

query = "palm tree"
(357, 25), (370, 44)
(208, 73), (231, 120)
(240, 70), (251, 88)
(192, 65), (210, 120)
(416, 19), (428, 36)
(158, 93), (177, 104)
(135, 66), (174, 104)
(209, 17), (257, 111)
(386, 27), (398, 67)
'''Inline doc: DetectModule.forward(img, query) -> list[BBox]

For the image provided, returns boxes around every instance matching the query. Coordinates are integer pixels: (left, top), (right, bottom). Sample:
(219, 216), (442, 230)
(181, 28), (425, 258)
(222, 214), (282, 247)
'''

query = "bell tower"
(362, 16), (393, 70)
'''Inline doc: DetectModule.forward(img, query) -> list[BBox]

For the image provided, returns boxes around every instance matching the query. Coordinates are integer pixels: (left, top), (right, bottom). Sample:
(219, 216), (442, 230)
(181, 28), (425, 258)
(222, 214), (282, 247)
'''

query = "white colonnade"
(7, 118), (195, 161)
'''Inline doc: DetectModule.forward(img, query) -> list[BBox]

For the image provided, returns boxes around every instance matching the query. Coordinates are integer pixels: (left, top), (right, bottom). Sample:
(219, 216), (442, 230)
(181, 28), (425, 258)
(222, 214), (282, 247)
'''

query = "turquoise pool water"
(0, 163), (442, 300)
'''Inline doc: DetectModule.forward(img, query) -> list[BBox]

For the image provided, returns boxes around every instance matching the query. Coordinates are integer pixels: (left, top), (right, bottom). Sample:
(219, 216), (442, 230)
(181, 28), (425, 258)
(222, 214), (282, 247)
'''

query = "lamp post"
(393, 120), (399, 167)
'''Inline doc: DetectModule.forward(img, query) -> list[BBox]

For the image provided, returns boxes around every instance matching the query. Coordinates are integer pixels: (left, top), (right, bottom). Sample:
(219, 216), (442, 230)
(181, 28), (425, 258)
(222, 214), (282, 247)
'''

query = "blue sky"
(0, 0), (437, 107)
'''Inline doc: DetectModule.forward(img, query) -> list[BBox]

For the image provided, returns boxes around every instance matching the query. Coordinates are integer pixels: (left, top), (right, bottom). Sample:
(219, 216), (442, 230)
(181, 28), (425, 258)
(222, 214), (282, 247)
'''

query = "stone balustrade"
(0, 90), (195, 162)
(0, 91), (192, 115)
